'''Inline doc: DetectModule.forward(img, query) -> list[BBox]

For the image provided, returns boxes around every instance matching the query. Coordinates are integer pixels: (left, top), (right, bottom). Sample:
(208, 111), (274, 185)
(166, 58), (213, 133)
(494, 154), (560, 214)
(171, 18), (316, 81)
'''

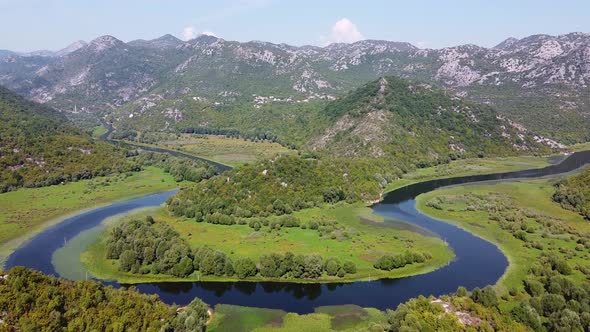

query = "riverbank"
(68, 152), (564, 284)
(415, 175), (590, 296)
(385, 154), (558, 193)
(0, 167), (180, 267)
(80, 203), (454, 284)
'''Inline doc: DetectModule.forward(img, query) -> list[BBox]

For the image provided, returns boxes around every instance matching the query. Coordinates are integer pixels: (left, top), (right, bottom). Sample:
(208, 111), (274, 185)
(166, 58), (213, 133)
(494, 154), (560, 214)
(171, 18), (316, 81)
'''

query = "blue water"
(6, 151), (590, 313)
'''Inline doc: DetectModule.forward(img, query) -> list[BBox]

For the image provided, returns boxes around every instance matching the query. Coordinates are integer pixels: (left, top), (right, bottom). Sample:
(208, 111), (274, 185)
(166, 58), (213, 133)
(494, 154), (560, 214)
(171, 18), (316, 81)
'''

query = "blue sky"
(1, 0), (589, 52)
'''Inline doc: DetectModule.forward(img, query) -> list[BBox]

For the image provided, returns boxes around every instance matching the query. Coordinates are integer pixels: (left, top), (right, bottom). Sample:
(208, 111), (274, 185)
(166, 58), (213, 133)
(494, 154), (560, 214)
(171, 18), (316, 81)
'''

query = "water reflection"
(6, 151), (590, 313)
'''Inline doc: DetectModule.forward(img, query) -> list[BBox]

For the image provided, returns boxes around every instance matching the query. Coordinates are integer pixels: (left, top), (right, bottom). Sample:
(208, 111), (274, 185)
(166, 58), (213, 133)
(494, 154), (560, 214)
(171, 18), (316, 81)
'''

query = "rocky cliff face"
(1, 32), (589, 141)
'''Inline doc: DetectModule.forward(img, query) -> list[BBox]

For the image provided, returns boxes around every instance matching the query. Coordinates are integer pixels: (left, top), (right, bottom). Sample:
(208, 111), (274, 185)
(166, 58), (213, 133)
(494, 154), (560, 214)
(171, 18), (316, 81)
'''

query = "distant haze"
(1, 0), (589, 52)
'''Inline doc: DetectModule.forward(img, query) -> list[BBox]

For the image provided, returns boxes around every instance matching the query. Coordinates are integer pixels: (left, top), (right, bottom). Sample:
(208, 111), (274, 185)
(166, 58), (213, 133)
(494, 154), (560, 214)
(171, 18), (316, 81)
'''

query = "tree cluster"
(385, 294), (528, 332)
(0, 266), (209, 332)
(168, 154), (399, 221)
(106, 216), (194, 277)
(508, 252), (590, 332)
(373, 251), (432, 271)
(105, 217), (358, 280)
(130, 151), (216, 183)
(553, 168), (590, 219)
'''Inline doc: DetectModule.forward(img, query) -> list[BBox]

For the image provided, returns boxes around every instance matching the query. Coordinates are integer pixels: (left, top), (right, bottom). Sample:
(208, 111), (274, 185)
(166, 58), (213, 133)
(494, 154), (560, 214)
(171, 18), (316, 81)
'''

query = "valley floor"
(77, 153), (562, 284)
(120, 134), (295, 167)
(79, 203), (453, 283)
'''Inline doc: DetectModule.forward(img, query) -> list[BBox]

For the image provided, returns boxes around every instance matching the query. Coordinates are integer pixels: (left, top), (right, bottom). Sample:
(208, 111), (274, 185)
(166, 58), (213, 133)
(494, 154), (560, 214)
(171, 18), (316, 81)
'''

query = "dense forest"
(0, 86), (132, 192)
(553, 168), (590, 219)
(105, 216), (359, 280)
(0, 266), (209, 331)
(168, 154), (402, 220)
(385, 291), (529, 331)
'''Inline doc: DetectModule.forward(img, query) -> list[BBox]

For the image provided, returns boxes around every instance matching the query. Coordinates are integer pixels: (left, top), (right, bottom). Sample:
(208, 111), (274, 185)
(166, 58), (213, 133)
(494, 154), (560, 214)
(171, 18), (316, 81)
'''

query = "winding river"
(5, 150), (590, 314)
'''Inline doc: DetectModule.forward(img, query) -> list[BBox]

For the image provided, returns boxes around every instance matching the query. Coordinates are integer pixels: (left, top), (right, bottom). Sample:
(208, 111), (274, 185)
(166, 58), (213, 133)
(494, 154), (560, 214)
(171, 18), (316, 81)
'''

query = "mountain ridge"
(1, 32), (589, 143)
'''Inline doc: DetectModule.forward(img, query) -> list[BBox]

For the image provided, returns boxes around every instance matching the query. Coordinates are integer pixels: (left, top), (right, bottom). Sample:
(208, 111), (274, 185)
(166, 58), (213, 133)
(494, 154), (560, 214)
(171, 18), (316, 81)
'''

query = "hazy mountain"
(54, 40), (88, 57)
(0, 32), (589, 142)
(128, 34), (183, 49)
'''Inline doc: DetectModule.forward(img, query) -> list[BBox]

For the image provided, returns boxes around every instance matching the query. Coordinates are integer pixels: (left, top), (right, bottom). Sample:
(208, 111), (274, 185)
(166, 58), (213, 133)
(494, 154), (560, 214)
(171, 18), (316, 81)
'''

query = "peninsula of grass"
(0, 167), (179, 265)
(415, 177), (590, 297)
(81, 202), (454, 284)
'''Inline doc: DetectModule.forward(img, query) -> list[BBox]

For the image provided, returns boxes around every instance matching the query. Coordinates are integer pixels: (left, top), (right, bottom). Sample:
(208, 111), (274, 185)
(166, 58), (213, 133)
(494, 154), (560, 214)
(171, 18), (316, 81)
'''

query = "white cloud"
(182, 26), (199, 41)
(322, 18), (364, 45)
(182, 26), (217, 41)
(202, 31), (217, 37)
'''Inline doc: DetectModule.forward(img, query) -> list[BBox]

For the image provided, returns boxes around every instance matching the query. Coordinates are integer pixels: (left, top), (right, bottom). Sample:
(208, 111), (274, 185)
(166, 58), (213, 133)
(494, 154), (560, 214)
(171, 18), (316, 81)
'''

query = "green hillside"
(0, 86), (131, 192)
(310, 76), (552, 166)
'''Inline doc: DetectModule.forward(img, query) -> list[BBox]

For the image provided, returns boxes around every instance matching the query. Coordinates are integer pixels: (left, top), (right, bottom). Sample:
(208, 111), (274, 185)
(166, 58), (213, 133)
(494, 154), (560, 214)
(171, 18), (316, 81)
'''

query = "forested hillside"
(168, 154), (398, 220)
(0, 86), (131, 192)
(310, 76), (553, 164)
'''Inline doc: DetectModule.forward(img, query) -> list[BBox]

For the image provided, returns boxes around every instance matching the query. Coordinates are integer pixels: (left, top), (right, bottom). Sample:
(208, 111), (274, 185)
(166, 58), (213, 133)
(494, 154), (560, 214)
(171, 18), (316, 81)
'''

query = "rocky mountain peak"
(87, 35), (124, 52)
(493, 37), (519, 50)
(129, 34), (183, 49)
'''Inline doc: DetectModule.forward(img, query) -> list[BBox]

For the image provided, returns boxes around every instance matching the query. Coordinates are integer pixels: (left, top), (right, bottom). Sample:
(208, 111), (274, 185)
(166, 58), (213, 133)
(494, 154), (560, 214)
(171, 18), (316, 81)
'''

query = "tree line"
(106, 217), (358, 280)
(373, 251), (432, 271)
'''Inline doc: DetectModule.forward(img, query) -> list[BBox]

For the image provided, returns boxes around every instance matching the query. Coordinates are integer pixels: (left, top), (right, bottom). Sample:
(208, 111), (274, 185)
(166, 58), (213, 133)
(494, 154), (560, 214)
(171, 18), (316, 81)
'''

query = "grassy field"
(416, 176), (590, 296)
(140, 134), (295, 166)
(0, 167), (179, 266)
(207, 304), (386, 332)
(385, 154), (557, 192)
(81, 203), (453, 283)
(91, 124), (108, 139)
(570, 142), (590, 152)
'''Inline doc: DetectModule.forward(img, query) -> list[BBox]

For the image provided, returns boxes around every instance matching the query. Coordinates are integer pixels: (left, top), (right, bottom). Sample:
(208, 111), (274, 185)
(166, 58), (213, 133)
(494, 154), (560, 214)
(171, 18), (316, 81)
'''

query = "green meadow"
(0, 167), (179, 265)
(416, 176), (590, 297)
(130, 134), (294, 167)
(81, 203), (453, 283)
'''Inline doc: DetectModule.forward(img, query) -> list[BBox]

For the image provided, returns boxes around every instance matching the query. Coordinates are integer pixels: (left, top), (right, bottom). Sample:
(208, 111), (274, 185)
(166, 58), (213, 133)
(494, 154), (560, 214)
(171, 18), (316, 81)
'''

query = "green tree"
(324, 258), (341, 276)
(510, 302), (543, 331)
(234, 258), (257, 279)
(172, 256), (194, 277)
(343, 261), (357, 274)
(170, 298), (209, 332)
(455, 286), (468, 297)
(119, 250), (135, 272)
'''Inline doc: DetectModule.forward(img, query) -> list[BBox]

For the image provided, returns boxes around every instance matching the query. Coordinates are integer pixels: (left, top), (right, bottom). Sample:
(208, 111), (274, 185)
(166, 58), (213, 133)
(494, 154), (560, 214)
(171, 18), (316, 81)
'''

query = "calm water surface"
(6, 151), (590, 313)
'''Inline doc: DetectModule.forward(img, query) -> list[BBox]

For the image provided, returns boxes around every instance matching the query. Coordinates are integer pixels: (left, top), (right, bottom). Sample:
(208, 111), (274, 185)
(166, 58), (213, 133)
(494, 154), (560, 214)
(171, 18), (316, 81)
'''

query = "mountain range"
(0, 32), (589, 144)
